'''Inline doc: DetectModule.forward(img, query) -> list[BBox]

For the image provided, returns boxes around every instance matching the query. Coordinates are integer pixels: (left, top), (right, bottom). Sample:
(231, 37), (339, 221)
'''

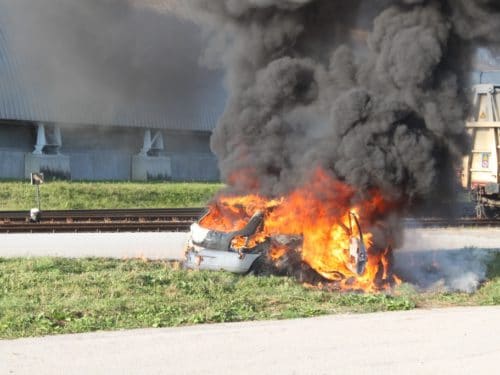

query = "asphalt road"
(0, 232), (189, 259)
(2, 306), (499, 375)
(1, 228), (500, 260)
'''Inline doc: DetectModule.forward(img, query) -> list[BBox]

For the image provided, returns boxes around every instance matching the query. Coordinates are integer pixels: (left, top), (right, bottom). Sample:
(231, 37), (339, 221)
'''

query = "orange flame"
(201, 168), (400, 292)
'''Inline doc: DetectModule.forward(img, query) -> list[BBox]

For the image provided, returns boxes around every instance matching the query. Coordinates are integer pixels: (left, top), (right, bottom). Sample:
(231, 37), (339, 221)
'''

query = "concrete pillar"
(25, 153), (71, 180)
(139, 130), (152, 156)
(33, 123), (46, 155)
(26, 123), (70, 179)
(131, 155), (171, 181)
(132, 129), (170, 181)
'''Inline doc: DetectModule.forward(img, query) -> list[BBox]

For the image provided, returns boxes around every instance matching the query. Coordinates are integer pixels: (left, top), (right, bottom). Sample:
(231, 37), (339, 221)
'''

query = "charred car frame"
(184, 210), (368, 276)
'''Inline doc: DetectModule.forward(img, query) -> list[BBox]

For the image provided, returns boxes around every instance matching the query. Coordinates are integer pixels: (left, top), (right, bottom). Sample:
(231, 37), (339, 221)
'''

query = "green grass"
(0, 181), (223, 210)
(1, 254), (499, 339)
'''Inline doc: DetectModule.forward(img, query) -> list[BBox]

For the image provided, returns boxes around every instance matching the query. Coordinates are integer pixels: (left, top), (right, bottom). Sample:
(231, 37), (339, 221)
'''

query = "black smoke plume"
(187, 0), (500, 212)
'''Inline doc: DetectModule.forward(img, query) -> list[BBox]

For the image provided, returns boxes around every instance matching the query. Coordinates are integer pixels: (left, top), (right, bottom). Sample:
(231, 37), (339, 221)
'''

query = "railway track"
(404, 218), (500, 228)
(0, 208), (204, 233)
(0, 208), (204, 222)
(0, 222), (193, 233)
(0, 209), (498, 233)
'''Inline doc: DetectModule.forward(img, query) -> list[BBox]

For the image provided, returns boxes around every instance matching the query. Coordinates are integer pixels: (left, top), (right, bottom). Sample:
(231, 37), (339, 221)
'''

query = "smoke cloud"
(184, 0), (500, 253)
(0, 0), (214, 122)
(394, 249), (494, 293)
(187, 0), (499, 204)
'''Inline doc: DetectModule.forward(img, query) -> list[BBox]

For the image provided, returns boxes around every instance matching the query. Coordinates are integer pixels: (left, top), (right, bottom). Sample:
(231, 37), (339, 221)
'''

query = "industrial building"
(1, 1), (499, 183)
(0, 2), (224, 181)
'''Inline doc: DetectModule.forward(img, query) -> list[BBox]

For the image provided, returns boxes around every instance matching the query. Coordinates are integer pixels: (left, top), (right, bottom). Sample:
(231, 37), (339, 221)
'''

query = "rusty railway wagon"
(462, 84), (500, 218)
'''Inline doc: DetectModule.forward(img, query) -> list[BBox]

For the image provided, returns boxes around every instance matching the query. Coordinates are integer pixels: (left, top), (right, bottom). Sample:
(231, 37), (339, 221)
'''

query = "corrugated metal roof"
(0, 5), (225, 132)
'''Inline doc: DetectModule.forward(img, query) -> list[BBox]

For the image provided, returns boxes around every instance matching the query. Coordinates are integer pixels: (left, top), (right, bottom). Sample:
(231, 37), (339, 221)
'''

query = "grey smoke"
(394, 249), (495, 293)
(0, 0), (214, 121)
(475, 48), (500, 71)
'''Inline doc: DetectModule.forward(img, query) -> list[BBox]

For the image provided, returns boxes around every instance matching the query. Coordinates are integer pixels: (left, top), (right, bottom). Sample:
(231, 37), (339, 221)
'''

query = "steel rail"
(0, 221), (193, 233)
(0, 208), (205, 223)
(404, 218), (500, 227)
(0, 208), (204, 232)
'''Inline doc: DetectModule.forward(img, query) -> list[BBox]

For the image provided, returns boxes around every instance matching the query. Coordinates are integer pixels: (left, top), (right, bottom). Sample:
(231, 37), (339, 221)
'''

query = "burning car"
(184, 211), (266, 274)
(182, 171), (400, 292)
(184, 209), (368, 277)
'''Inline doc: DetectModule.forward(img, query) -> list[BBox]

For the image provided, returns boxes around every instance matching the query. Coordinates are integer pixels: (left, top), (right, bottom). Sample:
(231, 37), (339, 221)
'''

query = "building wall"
(0, 122), (220, 181)
(69, 151), (132, 181)
(170, 154), (219, 181)
(0, 150), (25, 178)
(0, 122), (34, 150)
(60, 125), (140, 181)
(0, 123), (33, 178)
